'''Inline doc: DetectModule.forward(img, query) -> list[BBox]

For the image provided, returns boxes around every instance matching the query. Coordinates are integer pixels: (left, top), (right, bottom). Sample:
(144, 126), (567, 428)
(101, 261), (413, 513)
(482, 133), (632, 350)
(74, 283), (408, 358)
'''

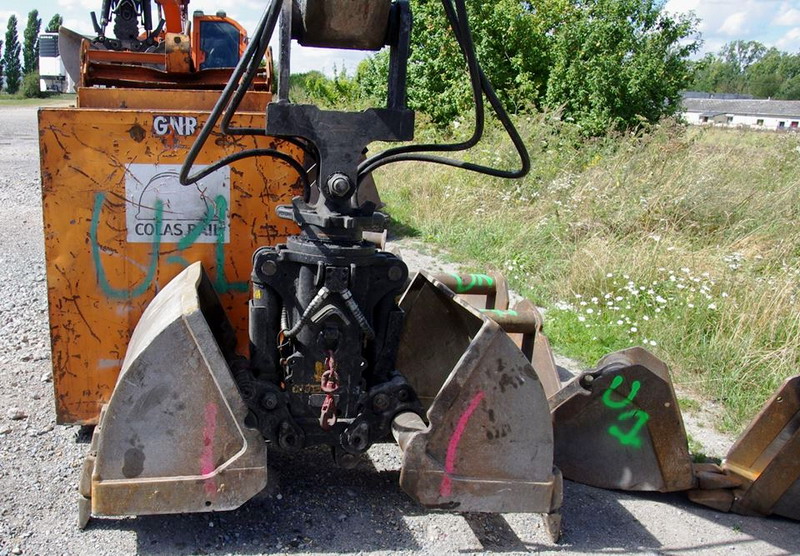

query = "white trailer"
(38, 33), (75, 93)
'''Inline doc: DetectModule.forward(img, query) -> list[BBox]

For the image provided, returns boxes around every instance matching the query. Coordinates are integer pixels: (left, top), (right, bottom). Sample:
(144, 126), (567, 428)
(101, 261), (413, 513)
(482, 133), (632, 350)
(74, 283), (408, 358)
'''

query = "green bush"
(22, 71), (45, 98)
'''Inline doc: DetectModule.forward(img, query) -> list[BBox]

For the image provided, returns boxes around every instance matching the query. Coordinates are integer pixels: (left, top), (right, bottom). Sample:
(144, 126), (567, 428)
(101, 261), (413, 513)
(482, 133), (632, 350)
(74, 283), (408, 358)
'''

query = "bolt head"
(373, 393), (390, 412)
(262, 392), (278, 410)
(261, 260), (278, 277)
(328, 174), (351, 197)
(388, 265), (403, 282)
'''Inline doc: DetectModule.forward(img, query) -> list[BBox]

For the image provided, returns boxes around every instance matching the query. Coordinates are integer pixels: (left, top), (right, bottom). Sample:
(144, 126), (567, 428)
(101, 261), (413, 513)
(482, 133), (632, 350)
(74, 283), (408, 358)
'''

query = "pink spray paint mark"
(439, 390), (485, 498)
(200, 402), (218, 497)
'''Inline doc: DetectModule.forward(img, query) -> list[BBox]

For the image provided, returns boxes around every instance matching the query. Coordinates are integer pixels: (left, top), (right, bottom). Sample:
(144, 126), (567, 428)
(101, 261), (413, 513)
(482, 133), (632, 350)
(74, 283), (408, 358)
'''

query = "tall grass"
(378, 115), (800, 432)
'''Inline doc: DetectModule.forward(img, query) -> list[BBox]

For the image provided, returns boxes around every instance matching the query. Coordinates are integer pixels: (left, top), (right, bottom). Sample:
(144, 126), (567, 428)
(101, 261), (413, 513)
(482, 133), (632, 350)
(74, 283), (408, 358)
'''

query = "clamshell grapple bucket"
(79, 263), (267, 527)
(550, 347), (695, 492)
(392, 273), (562, 518)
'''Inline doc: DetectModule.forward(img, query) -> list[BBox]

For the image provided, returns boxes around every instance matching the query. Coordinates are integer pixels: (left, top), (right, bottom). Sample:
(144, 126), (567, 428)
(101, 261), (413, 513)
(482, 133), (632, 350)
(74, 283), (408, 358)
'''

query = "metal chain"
(319, 350), (339, 430)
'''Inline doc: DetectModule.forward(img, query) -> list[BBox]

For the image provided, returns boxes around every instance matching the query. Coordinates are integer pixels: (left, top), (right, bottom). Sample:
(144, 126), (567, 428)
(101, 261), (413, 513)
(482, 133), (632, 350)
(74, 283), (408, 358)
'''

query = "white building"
(681, 97), (800, 131)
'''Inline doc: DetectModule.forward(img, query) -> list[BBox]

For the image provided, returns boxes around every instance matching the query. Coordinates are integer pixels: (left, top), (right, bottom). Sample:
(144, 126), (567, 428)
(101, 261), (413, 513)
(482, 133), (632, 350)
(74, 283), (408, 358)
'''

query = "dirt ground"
(0, 104), (798, 555)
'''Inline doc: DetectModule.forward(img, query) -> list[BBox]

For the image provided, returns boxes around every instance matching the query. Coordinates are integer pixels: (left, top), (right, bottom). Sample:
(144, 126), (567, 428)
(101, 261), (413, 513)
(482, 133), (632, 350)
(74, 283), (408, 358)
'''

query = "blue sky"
(3, 0), (800, 74)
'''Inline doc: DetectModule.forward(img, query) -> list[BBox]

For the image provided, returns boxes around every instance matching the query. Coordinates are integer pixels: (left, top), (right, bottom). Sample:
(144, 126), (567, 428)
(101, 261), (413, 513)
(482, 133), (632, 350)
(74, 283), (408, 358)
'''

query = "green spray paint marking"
(447, 272), (494, 293)
(210, 196), (247, 293)
(90, 192), (246, 298)
(166, 255), (192, 267)
(609, 409), (650, 448)
(91, 192), (162, 300)
(480, 309), (518, 317)
(601, 375), (650, 448)
(602, 375), (642, 409)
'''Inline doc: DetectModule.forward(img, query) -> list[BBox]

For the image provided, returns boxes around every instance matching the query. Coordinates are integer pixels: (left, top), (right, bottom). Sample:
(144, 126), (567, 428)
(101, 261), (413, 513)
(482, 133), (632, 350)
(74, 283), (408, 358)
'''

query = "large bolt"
(261, 260), (277, 276)
(262, 392), (278, 410)
(327, 173), (351, 198)
(372, 393), (390, 412)
(388, 265), (403, 282)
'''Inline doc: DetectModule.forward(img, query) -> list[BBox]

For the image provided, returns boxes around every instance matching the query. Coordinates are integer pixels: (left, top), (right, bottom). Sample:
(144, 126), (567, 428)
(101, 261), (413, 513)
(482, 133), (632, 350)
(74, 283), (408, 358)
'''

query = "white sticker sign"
(125, 164), (230, 244)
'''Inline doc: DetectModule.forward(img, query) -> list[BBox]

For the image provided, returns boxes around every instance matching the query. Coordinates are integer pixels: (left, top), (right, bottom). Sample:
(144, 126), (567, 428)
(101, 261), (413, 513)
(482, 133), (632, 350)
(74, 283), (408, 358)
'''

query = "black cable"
(358, 0), (485, 175)
(182, 148), (311, 189)
(359, 69), (529, 179)
(357, 0), (529, 181)
(180, 0), (310, 189)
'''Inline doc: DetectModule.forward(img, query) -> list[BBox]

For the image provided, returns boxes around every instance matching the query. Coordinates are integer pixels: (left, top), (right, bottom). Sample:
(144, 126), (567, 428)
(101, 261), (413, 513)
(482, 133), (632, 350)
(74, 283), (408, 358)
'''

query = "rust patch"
(129, 124), (146, 143)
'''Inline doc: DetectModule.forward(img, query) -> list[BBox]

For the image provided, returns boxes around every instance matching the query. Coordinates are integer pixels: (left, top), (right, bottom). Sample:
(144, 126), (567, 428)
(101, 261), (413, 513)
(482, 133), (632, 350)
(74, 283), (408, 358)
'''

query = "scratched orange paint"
(39, 89), (301, 424)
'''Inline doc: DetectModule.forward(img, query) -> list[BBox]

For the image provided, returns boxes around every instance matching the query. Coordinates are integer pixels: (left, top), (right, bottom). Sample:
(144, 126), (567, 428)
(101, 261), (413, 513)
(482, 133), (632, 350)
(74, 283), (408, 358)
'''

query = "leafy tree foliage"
(22, 71), (44, 98)
(355, 0), (698, 134)
(46, 14), (63, 33)
(3, 15), (22, 94)
(290, 69), (361, 108)
(23, 10), (41, 75)
(690, 41), (800, 100)
(544, 0), (698, 135)
(0, 40), (4, 88)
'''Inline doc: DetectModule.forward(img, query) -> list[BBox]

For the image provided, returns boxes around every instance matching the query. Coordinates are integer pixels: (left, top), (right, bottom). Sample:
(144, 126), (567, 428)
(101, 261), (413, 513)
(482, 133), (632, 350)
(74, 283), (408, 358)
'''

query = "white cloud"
(776, 26), (800, 49)
(773, 3), (800, 26)
(719, 12), (748, 36)
(665, 0), (794, 55)
(290, 44), (369, 76)
(62, 17), (93, 36)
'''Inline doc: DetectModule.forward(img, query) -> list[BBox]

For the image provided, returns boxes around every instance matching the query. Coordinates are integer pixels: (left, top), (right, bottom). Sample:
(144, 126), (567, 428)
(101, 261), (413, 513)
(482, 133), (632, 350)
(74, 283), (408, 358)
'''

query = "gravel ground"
(1, 104), (799, 555)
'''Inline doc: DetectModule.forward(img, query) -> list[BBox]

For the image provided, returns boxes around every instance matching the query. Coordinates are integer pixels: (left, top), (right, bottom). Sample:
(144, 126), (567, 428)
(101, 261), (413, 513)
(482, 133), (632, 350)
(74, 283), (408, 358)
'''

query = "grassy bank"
(0, 93), (76, 107)
(377, 116), (800, 432)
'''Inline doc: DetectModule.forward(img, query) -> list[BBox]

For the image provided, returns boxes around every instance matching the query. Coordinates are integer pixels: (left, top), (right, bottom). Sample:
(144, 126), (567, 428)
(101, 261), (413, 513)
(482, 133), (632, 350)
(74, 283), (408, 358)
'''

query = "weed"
(379, 115), (800, 433)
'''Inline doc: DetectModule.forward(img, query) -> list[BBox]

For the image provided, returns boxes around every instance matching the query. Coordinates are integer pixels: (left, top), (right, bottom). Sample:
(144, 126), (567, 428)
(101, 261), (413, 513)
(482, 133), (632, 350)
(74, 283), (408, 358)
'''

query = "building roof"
(682, 91), (754, 100)
(682, 98), (800, 118)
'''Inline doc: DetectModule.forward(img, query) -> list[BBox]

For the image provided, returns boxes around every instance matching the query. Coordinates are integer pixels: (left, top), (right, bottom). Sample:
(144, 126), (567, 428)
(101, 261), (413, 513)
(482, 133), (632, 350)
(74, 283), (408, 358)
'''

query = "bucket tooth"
(82, 262), (267, 521)
(393, 273), (561, 515)
(551, 347), (694, 492)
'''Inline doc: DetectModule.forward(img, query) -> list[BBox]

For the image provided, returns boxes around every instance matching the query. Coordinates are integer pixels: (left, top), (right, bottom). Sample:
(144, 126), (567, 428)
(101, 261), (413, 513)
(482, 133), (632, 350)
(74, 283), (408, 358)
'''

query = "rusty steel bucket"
(79, 263), (267, 527)
(550, 347), (695, 492)
(432, 273), (563, 398)
(391, 272), (562, 532)
(689, 375), (800, 520)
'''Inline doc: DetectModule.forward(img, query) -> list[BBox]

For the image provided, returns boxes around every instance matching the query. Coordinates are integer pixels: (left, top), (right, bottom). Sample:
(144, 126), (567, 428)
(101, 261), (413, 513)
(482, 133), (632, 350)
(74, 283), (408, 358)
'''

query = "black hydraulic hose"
(179, 0), (310, 190)
(359, 68), (530, 179)
(358, 0), (485, 176)
(357, 0), (530, 181)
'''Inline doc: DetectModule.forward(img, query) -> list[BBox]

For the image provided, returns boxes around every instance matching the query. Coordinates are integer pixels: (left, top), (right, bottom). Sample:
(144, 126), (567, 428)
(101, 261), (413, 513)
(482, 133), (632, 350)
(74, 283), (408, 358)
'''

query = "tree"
(23, 10), (41, 75)
(544, 0), (699, 135)
(46, 14), (63, 33)
(746, 48), (787, 98)
(3, 15), (22, 94)
(357, 0), (698, 134)
(721, 40), (767, 75)
(0, 40), (4, 89)
(690, 52), (739, 93)
(689, 42), (800, 100)
(359, 0), (552, 125)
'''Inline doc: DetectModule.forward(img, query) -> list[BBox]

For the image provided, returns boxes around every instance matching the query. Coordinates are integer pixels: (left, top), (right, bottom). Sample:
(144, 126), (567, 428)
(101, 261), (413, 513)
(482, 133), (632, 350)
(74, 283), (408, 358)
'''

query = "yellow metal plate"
(39, 102), (301, 423)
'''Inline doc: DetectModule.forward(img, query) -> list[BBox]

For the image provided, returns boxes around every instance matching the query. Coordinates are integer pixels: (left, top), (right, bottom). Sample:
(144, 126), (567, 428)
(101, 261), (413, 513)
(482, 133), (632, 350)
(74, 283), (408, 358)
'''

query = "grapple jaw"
(79, 263), (267, 527)
(551, 347), (695, 492)
(392, 273), (562, 516)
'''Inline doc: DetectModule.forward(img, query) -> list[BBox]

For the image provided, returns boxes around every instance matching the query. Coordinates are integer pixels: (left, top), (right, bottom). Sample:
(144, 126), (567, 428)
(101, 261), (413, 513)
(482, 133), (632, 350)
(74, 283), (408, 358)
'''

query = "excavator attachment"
(79, 263), (267, 527)
(392, 273), (562, 518)
(432, 273), (562, 398)
(689, 375), (800, 520)
(550, 347), (695, 492)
